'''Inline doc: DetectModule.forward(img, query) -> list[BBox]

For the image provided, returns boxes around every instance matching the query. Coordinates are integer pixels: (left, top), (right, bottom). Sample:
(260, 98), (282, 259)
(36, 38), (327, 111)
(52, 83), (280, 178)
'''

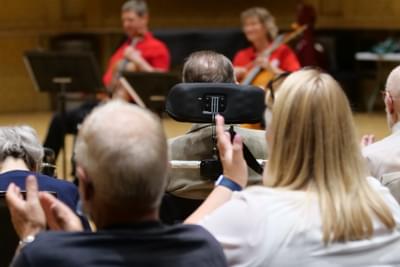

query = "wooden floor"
(0, 111), (390, 180)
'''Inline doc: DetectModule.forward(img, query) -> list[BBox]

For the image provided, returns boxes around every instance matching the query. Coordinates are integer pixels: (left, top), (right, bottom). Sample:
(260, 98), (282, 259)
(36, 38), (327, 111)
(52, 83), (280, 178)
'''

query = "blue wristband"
(215, 175), (243, 191)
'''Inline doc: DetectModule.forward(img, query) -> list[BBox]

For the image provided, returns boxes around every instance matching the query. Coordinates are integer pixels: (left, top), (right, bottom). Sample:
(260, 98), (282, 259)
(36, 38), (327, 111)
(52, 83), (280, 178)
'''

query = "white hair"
(74, 100), (168, 210)
(0, 126), (43, 171)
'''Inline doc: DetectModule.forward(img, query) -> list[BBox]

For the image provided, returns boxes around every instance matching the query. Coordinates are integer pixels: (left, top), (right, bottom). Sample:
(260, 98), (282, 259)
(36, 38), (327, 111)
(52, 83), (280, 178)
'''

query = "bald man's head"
(75, 100), (168, 211)
(386, 65), (400, 97)
(384, 65), (400, 128)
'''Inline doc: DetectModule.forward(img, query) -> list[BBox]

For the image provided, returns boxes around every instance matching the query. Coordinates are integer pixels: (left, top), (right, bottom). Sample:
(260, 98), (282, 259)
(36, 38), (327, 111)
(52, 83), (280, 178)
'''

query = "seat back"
(166, 83), (265, 124)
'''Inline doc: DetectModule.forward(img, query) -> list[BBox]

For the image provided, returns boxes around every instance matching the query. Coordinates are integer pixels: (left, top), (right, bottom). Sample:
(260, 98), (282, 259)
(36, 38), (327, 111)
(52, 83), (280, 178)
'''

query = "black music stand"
(123, 72), (180, 114)
(24, 51), (103, 179)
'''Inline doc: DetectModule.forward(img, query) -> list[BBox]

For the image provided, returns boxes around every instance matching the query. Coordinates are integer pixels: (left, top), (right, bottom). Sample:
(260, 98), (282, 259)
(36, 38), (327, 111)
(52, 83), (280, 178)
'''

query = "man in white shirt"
(363, 65), (400, 179)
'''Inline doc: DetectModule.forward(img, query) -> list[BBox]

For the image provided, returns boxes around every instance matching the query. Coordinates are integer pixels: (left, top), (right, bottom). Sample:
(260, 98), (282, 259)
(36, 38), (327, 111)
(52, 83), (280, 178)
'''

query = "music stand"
(122, 72), (180, 114)
(24, 51), (103, 179)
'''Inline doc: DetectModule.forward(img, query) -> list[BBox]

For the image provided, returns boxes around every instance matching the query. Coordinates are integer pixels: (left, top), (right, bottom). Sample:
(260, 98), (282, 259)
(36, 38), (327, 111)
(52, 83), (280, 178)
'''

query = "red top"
(103, 32), (170, 86)
(233, 44), (301, 72)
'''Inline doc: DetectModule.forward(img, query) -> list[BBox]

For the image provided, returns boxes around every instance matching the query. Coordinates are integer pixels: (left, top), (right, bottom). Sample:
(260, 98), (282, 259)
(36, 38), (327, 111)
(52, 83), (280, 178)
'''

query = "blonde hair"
(265, 69), (395, 244)
(241, 7), (278, 40)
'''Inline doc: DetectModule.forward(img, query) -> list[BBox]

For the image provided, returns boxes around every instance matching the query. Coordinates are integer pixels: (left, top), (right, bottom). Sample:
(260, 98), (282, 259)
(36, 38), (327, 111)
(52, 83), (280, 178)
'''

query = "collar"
(127, 31), (152, 44)
(101, 220), (162, 231)
(392, 121), (400, 133)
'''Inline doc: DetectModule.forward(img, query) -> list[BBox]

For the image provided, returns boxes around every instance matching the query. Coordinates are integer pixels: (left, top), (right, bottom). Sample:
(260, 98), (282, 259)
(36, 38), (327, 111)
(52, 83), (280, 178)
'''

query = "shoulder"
(146, 33), (169, 50)
(166, 224), (227, 261)
(36, 173), (77, 192)
(15, 231), (87, 265)
(233, 47), (254, 65)
(363, 133), (400, 156)
(275, 44), (295, 54)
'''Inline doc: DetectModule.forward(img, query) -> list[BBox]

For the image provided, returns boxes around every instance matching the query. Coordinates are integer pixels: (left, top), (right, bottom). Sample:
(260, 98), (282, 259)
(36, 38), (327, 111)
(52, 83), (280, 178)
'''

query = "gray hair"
(182, 50), (235, 83)
(0, 126), (43, 171)
(75, 100), (168, 211)
(122, 0), (148, 16)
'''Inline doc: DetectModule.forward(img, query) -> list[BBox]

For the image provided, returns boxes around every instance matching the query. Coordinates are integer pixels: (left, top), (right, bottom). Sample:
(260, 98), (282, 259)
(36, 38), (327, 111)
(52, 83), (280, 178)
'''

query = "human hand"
(124, 46), (144, 64)
(360, 134), (375, 148)
(216, 115), (248, 188)
(234, 67), (247, 81)
(39, 192), (83, 231)
(6, 175), (46, 239)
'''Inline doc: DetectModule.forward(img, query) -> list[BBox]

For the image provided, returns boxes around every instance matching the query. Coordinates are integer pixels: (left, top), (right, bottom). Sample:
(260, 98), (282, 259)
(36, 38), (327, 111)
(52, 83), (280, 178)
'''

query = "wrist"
(215, 175), (243, 191)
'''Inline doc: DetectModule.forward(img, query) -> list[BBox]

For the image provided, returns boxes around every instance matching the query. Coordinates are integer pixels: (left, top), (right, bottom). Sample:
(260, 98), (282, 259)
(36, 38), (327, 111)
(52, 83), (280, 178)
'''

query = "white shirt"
(363, 122), (400, 179)
(200, 177), (400, 267)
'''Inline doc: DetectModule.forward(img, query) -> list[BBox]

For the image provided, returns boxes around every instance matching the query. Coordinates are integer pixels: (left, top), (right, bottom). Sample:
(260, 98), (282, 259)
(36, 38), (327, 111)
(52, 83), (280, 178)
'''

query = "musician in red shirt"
(44, 0), (170, 162)
(234, 7), (300, 82)
(103, 0), (170, 88)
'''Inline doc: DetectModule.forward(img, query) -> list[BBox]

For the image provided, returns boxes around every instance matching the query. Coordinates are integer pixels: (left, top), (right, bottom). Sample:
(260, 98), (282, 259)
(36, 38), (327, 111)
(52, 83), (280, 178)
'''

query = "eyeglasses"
(266, 72), (291, 103)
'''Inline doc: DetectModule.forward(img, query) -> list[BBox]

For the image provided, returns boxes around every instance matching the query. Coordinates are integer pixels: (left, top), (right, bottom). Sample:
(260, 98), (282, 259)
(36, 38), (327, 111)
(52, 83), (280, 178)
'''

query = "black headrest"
(166, 83), (265, 124)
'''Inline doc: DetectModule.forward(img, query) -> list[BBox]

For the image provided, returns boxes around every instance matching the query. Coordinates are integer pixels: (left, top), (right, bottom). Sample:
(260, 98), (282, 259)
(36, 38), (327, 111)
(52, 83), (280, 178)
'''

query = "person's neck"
(0, 157), (30, 174)
(131, 28), (148, 39)
(253, 37), (270, 53)
(93, 206), (159, 229)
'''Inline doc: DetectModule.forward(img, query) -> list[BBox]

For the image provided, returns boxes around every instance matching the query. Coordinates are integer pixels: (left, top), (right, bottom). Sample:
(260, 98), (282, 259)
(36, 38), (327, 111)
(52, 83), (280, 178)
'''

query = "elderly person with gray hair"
(362, 65), (400, 202)
(162, 50), (266, 223)
(6, 101), (227, 267)
(0, 126), (78, 210)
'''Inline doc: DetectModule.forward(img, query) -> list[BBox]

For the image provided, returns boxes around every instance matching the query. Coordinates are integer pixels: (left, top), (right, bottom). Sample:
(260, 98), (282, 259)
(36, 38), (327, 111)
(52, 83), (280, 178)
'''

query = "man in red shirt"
(234, 7), (300, 83)
(44, 0), (170, 162)
(103, 0), (170, 88)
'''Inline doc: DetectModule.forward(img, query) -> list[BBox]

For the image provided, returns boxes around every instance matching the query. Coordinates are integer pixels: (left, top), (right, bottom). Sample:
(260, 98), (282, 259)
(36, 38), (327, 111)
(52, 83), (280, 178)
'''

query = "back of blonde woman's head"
(266, 68), (395, 244)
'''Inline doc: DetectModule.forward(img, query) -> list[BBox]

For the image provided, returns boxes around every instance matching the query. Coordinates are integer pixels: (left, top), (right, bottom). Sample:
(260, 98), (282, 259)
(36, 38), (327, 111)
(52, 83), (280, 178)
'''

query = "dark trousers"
(43, 100), (99, 159)
(160, 193), (203, 224)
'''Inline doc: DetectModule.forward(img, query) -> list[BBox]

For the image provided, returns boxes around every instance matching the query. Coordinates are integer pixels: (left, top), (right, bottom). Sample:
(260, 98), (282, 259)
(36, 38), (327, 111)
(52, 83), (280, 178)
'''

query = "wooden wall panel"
(3, 0), (400, 113)
(0, 36), (51, 113)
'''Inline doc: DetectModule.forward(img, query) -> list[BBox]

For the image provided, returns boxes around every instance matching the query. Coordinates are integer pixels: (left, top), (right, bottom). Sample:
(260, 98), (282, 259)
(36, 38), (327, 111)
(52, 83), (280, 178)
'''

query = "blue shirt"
(0, 170), (79, 210)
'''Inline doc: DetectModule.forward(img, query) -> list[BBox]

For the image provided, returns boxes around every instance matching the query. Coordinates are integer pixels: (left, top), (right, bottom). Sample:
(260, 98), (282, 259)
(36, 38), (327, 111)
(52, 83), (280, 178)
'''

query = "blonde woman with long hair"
(186, 69), (400, 266)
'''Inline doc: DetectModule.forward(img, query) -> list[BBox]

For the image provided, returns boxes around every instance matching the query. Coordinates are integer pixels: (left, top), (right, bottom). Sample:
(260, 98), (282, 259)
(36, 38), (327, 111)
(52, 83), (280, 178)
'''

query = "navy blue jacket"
(0, 170), (79, 210)
(11, 221), (228, 267)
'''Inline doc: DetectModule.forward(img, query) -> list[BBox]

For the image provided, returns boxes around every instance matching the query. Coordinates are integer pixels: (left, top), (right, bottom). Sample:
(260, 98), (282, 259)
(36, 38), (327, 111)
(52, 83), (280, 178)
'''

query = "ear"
(386, 95), (395, 114)
(76, 166), (94, 202)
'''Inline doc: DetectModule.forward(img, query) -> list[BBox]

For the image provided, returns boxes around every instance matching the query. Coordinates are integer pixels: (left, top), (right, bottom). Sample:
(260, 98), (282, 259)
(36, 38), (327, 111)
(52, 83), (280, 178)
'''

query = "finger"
(232, 134), (245, 161)
(40, 192), (81, 231)
(5, 183), (25, 211)
(39, 192), (62, 230)
(26, 175), (39, 202)
(216, 115), (231, 149)
(368, 135), (375, 144)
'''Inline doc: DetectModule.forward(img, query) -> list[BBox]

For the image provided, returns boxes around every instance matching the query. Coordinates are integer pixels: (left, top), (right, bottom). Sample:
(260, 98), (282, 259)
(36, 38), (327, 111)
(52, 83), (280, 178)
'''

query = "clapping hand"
(6, 175), (46, 240)
(360, 134), (376, 149)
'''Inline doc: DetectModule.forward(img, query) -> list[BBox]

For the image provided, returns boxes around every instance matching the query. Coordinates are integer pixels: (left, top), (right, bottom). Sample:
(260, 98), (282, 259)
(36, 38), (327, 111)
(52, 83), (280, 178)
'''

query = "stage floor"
(0, 111), (390, 180)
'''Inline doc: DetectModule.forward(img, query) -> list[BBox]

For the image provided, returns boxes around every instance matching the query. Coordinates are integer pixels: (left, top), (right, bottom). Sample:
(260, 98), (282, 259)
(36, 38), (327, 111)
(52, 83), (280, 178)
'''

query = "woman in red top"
(234, 7), (300, 82)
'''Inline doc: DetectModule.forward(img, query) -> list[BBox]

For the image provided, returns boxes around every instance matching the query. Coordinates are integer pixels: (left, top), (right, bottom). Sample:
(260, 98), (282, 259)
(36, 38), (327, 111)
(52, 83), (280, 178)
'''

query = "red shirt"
(233, 44), (300, 72)
(103, 32), (170, 86)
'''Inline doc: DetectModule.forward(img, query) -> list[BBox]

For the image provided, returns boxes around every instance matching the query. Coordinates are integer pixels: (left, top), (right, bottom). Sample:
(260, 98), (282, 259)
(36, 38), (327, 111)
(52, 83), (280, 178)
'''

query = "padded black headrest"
(166, 83), (265, 124)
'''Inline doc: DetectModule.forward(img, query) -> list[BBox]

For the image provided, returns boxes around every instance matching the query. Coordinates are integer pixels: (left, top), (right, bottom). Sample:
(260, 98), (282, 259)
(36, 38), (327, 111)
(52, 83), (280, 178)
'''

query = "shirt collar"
(127, 32), (151, 44)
